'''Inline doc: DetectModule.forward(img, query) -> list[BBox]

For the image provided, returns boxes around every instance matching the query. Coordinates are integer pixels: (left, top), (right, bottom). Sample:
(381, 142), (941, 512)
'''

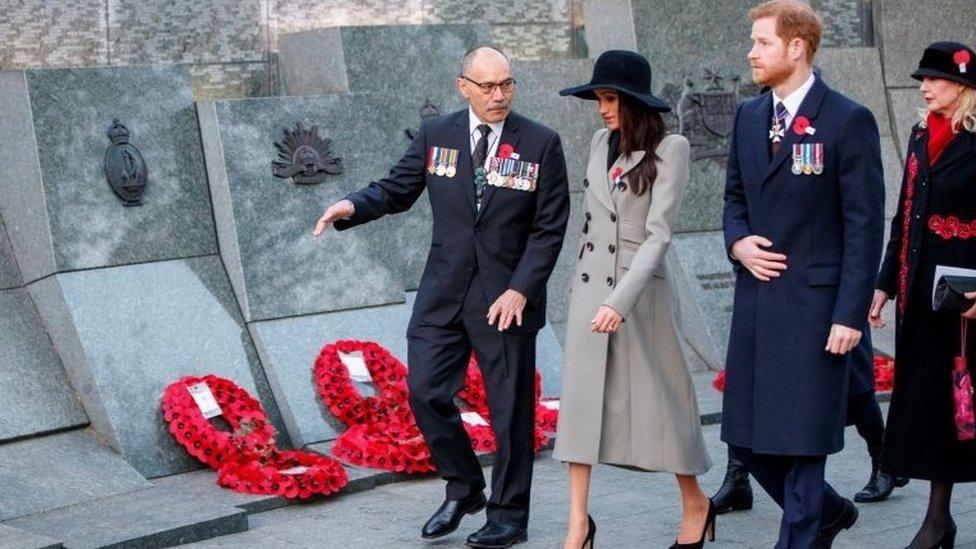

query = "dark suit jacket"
(720, 76), (885, 455)
(335, 109), (570, 333)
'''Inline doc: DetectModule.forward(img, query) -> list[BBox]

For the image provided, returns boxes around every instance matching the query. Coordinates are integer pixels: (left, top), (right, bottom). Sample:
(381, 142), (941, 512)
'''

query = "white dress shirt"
(772, 72), (816, 129)
(468, 107), (505, 170)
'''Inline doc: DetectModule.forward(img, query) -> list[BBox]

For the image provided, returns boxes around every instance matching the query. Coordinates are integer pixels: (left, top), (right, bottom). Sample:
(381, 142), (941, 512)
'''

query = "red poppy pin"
(954, 49), (971, 74)
(497, 143), (515, 159)
(611, 167), (623, 182)
(792, 115), (814, 136)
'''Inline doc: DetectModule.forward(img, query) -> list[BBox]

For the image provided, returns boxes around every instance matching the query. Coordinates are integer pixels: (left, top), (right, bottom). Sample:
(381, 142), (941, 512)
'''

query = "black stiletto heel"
(581, 514), (596, 549)
(669, 499), (716, 549)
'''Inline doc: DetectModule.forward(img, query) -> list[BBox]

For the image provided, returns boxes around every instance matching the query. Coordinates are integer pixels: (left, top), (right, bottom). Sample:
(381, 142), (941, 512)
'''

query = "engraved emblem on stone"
(661, 69), (760, 163)
(104, 119), (149, 206)
(272, 121), (342, 185)
(405, 98), (441, 140)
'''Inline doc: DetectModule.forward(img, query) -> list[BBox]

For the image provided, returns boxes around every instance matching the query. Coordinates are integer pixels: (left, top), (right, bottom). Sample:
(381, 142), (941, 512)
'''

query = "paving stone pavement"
(178, 403), (976, 548)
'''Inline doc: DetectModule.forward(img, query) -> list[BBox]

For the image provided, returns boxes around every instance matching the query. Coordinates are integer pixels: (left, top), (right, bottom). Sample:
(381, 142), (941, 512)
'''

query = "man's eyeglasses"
(460, 75), (517, 95)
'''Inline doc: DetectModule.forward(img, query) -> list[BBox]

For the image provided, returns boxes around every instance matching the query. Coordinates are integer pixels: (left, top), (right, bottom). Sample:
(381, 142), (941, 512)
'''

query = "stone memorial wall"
(0, 1), (965, 532)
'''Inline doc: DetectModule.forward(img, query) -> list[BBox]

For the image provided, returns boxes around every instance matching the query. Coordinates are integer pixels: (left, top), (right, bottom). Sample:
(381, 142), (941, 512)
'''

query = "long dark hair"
(617, 93), (667, 195)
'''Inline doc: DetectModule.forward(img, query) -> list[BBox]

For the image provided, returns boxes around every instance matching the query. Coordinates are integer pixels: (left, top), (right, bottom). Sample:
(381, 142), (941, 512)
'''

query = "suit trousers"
(406, 274), (538, 527)
(730, 445), (846, 549)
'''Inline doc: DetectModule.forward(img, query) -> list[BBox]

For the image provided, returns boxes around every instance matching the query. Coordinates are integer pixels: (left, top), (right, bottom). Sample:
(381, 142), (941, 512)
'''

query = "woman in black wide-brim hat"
(870, 40), (976, 548)
(552, 50), (713, 549)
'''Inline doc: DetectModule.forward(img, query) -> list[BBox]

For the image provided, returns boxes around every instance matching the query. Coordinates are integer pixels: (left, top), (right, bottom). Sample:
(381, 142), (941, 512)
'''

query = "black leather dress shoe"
(421, 492), (487, 539)
(854, 469), (908, 502)
(816, 499), (858, 548)
(466, 521), (528, 548)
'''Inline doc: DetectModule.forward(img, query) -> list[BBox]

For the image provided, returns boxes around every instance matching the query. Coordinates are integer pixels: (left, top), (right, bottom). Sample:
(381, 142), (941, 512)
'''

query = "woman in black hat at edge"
(870, 41), (976, 549)
(552, 50), (713, 549)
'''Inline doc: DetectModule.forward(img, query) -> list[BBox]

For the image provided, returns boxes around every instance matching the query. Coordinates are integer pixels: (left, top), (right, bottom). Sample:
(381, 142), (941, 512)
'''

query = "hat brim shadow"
(911, 68), (976, 88)
(558, 83), (672, 112)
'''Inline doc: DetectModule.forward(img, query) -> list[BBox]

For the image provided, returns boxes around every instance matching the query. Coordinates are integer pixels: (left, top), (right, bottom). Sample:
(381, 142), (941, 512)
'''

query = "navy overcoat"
(721, 77), (885, 455)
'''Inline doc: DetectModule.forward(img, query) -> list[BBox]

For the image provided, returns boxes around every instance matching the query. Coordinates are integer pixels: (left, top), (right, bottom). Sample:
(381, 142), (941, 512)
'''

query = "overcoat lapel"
(746, 94), (772, 181)
(930, 130), (975, 176)
(590, 132), (645, 213)
(450, 111), (478, 217)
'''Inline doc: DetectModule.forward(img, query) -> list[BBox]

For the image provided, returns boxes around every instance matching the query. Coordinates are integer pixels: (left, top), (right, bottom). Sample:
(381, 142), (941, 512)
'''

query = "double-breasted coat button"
(582, 222), (589, 234)
(608, 244), (616, 253)
(610, 213), (617, 222)
(617, 182), (627, 191)
(581, 273), (589, 283)
(606, 276), (614, 286)
(586, 242), (594, 251)
(585, 212), (592, 221)
(583, 178), (589, 188)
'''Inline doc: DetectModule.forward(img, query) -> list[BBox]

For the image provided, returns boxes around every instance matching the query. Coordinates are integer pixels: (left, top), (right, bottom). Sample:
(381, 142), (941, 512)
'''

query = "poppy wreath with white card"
(162, 374), (348, 498)
(457, 354), (555, 452)
(217, 448), (348, 499)
(162, 374), (278, 470)
(331, 419), (435, 473)
(313, 340), (413, 426)
(314, 339), (437, 473)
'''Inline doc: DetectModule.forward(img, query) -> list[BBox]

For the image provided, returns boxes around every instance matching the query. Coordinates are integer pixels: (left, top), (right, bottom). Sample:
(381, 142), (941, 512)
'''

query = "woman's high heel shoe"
(905, 523), (956, 549)
(581, 514), (596, 549)
(669, 498), (717, 549)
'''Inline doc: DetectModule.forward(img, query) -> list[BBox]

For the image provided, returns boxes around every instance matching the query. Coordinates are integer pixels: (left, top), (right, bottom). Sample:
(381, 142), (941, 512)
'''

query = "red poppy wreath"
(162, 375), (348, 498)
(314, 340), (412, 426)
(162, 374), (277, 470)
(314, 340), (435, 473)
(217, 449), (347, 499)
(458, 354), (554, 452)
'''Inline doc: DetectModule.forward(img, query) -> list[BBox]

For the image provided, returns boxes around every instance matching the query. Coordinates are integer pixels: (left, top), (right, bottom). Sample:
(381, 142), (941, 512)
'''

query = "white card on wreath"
(278, 466), (309, 475)
(186, 382), (222, 419)
(461, 411), (489, 427)
(338, 350), (373, 383)
(540, 399), (560, 410)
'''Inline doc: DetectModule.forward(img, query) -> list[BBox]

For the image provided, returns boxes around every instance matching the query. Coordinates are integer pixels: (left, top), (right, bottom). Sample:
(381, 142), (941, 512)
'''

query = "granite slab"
(0, 429), (149, 522)
(0, 217), (21, 290)
(200, 95), (408, 322)
(27, 256), (286, 478)
(667, 232), (735, 371)
(0, 288), (88, 443)
(0, 66), (217, 284)
(0, 524), (61, 549)
(5, 485), (247, 549)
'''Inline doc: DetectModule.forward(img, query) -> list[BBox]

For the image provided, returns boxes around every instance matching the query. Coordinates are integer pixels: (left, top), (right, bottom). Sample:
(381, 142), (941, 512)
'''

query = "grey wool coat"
(552, 129), (711, 475)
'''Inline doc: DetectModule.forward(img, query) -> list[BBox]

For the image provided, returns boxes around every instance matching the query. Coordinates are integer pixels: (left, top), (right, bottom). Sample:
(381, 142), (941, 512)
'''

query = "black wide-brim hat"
(912, 41), (976, 88)
(559, 49), (671, 112)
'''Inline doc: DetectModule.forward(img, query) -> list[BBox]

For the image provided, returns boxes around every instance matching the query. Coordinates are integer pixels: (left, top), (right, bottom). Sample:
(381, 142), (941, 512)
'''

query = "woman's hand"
(868, 289), (889, 328)
(963, 291), (976, 319)
(591, 305), (623, 334)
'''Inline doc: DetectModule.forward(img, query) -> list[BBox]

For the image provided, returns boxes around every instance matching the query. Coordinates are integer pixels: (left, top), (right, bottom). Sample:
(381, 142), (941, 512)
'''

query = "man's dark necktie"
(472, 124), (491, 209)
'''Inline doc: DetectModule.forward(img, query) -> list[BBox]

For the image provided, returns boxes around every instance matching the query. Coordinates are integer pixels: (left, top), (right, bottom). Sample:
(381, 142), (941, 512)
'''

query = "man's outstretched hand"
(313, 200), (355, 237)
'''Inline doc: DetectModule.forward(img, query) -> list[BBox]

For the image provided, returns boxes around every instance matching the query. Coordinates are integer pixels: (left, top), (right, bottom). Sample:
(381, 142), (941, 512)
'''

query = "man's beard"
(754, 57), (795, 87)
